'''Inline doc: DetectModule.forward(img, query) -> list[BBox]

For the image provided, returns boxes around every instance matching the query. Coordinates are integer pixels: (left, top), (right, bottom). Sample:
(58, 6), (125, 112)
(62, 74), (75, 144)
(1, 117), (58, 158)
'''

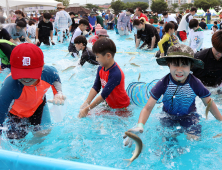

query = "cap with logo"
(10, 43), (44, 80)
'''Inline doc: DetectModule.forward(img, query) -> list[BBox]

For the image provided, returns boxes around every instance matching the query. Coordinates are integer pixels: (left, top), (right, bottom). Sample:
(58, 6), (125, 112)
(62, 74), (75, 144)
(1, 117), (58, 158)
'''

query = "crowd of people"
(0, 4), (222, 147)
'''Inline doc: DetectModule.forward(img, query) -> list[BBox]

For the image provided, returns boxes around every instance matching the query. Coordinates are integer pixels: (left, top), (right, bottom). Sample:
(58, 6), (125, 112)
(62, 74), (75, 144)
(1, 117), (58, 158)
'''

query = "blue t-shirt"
(206, 13), (211, 20)
(150, 73), (210, 116)
(105, 15), (108, 20)
(88, 16), (97, 27)
(159, 26), (163, 39)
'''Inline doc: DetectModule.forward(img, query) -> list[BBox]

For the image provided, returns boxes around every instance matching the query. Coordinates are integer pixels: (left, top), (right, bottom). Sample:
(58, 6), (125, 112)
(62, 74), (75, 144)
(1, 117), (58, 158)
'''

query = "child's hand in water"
(48, 92), (66, 105)
(80, 101), (89, 110)
(123, 125), (144, 147)
(78, 107), (89, 118)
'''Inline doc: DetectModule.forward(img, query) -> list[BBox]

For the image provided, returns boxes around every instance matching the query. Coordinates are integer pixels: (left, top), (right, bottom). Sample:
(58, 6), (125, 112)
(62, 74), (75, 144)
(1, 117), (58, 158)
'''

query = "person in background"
(114, 13), (119, 34)
(39, 12), (44, 22)
(69, 12), (78, 33)
(177, 7), (197, 42)
(6, 11), (16, 23)
(36, 13), (55, 46)
(68, 19), (89, 57)
(219, 12), (222, 19)
(117, 8), (134, 36)
(74, 35), (99, 66)
(77, 13), (82, 19)
(29, 14), (37, 23)
(88, 12), (97, 32)
(95, 13), (103, 27)
(199, 18), (208, 30)
(162, 11), (177, 24)
(211, 25), (218, 34)
(88, 29), (109, 45)
(135, 7), (148, 22)
(5, 21), (32, 44)
(27, 20), (36, 38)
(188, 19), (204, 53)
(33, 13), (39, 22)
(50, 14), (55, 23)
(211, 21), (217, 30)
(176, 13), (182, 24)
(79, 38), (130, 118)
(0, 24), (13, 42)
(15, 10), (27, 25)
(152, 12), (159, 24)
(54, 3), (72, 43)
(0, 11), (5, 24)
(134, 18), (160, 50)
(107, 10), (114, 30)
(0, 43), (66, 140)
(102, 13), (108, 29)
(219, 20), (222, 30)
(206, 9), (211, 24)
(159, 20), (164, 39)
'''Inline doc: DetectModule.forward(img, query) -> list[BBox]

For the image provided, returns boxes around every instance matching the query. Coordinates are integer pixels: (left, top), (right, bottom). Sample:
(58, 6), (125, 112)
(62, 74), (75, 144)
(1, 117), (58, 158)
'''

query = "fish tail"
(123, 159), (132, 167)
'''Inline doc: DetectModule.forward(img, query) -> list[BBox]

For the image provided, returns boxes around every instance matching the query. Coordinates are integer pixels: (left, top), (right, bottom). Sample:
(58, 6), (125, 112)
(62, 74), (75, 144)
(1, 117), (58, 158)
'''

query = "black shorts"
(37, 37), (50, 46)
(160, 112), (201, 137)
(5, 97), (46, 139)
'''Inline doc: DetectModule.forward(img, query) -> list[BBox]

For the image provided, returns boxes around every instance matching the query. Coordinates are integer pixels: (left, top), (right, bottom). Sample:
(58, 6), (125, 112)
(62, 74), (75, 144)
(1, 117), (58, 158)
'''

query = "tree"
(194, 0), (219, 12)
(179, 3), (193, 12)
(110, 0), (126, 14)
(150, 0), (168, 14)
(55, 0), (70, 7)
(169, 3), (179, 13)
(131, 2), (149, 11)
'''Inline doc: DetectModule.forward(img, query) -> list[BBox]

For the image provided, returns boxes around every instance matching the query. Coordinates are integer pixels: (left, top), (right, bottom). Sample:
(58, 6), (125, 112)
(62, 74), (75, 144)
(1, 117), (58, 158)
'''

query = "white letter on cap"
(22, 57), (31, 66)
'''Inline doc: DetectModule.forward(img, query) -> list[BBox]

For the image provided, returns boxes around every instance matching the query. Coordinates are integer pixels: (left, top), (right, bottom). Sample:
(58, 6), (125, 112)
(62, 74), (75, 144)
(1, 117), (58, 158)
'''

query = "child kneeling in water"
(79, 38), (130, 118)
(124, 44), (222, 144)
(0, 43), (66, 139)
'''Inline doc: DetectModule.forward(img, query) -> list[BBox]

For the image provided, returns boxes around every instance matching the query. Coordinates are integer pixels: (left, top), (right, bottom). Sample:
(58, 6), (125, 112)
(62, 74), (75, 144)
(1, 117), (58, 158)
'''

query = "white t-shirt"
(27, 25), (36, 38)
(189, 28), (204, 51)
(178, 13), (193, 32)
(70, 27), (82, 43)
(164, 15), (177, 23)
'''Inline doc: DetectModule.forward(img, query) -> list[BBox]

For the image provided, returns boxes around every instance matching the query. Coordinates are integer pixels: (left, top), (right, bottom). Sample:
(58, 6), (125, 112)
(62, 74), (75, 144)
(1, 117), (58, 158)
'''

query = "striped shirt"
(54, 10), (72, 29)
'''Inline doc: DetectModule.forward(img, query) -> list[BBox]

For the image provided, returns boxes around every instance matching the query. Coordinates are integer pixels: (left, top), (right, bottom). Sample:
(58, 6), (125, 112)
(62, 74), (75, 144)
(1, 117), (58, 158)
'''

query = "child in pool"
(79, 38), (130, 118)
(88, 29), (109, 45)
(74, 35), (99, 66)
(0, 43), (66, 139)
(124, 44), (222, 145)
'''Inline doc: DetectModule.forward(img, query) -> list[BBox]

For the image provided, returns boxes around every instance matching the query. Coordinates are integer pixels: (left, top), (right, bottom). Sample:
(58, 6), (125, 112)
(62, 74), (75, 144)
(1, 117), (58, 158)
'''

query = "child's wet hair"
(189, 19), (199, 29)
(79, 19), (89, 26)
(166, 57), (193, 67)
(212, 30), (222, 53)
(43, 13), (51, 20)
(92, 38), (116, 57)
(74, 35), (87, 46)
(164, 22), (175, 32)
(213, 25), (218, 29)
(133, 18), (145, 26)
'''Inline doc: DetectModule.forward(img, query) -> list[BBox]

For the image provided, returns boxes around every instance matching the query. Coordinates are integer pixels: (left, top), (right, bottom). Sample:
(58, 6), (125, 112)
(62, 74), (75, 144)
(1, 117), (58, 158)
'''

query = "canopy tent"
(1, 0), (60, 16)
(196, 8), (205, 15)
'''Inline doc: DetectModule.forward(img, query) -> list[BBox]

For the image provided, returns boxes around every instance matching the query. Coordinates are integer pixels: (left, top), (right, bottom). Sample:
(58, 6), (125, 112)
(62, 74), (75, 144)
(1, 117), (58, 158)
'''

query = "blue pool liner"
(0, 149), (122, 170)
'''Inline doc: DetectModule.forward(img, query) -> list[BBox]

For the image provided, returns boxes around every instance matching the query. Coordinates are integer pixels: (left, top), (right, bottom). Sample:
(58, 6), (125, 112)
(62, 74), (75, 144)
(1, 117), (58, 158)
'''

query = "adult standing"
(106, 10), (114, 30)
(117, 8), (134, 36)
(88, 12), (97, 32)
(6, 12), (16, 23)
(133, 18), (160, 50)
(0, 12), (6, 24)
(162, 11), (177, 24)
(177, 7), (197, 42)
(135, 7), (148, 22)
(39, 12), (44, 22)
(206, 9), (211, 24)
(54, 3), (72, 43)
(15, 10), (27, 25)
(95, 13), (103, 27)
(192, 31), (222, 88)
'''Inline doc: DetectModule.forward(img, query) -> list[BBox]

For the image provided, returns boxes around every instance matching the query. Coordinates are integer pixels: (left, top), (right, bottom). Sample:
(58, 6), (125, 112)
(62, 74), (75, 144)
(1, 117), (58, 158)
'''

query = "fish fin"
(123, 159), (132, 167)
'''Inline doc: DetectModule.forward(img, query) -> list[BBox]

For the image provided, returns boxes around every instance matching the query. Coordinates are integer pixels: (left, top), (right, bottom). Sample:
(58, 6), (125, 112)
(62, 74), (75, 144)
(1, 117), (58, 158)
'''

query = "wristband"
(137, 123), (144, 129)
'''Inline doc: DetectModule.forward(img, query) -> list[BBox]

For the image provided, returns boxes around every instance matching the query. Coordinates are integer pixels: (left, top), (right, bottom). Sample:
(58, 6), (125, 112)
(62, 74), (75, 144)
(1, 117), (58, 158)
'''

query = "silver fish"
(130, 63), (140, 67)
(124, 132), (143, 167)
(129, 56), (136, 62)
(62, 66), (76, 72)
(125, 38), (134, 40)
(64, 52), (72, 57)
(205, 99), (212, 120)
(69, 73), (76, 81)
(138, 73), (141, 81)
(213, 133), (222, 138)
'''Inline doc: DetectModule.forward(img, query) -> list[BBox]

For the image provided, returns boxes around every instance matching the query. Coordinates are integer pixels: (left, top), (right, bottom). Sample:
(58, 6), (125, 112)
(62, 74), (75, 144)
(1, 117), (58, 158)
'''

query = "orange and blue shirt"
(0, 65), (61, 126)
(92, 62), (130, 109)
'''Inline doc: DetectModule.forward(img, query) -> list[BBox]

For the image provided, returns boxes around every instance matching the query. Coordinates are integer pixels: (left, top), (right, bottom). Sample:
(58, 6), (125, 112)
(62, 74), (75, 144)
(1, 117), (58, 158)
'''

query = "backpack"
(185, 14), (192, 23)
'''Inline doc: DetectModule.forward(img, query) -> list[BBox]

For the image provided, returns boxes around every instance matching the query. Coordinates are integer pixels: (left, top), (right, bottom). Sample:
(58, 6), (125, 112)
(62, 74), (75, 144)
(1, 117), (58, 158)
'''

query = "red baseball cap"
(10, 43), (44, 80)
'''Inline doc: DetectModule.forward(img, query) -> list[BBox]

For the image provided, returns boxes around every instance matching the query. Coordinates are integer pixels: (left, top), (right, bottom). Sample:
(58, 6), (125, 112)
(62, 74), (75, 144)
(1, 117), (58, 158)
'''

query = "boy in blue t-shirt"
(124, 44), (222, 145)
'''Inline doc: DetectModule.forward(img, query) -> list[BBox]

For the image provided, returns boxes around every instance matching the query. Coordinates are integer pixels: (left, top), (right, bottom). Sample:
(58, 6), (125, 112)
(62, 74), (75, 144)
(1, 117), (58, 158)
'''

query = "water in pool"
(1, 30), (222, 169)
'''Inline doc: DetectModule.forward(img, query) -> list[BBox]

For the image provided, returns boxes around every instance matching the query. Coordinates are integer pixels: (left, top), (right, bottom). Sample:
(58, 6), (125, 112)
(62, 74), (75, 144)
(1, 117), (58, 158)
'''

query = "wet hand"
(123, 125), (144, 147)
(51, 40), (55, 45)
(78, 107), (89, 118)
(121, 27), (124, 31)
(35, 39), (39, 44)
(80, 101), (89, 110)
(48, 92), (66, 105)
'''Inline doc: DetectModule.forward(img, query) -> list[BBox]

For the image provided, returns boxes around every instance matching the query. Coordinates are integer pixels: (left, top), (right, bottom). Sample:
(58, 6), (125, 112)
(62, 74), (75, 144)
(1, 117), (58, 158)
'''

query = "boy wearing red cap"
(0, 43), (66, 139)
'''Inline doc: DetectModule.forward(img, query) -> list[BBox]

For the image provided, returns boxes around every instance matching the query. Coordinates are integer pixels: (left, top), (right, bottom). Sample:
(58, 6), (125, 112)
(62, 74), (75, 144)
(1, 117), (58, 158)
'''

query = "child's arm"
(158, 34), (170, 56)
(201, 96), (222, 121)
(80, 88), (99, 109)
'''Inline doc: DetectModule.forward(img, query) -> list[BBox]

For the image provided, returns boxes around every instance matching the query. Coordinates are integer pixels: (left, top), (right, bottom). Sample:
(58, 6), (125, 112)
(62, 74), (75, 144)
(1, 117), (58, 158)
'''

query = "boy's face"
(18, 78), (39, 86)
(135, 24), (143, 30)
(79, 24), (87, 31)
(213, 27), (217, 32)
(74, 43), (83, 51)
(169, 62), (191, 83)
(95, 53), (112, 67)
(163, 14), (168, 18)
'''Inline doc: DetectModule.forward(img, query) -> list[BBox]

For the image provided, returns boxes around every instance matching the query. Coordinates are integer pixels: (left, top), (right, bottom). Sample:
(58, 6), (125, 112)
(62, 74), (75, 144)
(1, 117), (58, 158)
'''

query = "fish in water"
(205, 98), (213, 119)
(69, 73), (76, 81)
(124, 132), (143, 167)
(129, 56), (136, 62)
(62, 66), (76, 72)
(138, 73), (141, 81)
(125, 38), (134, 40)
(64, 52), (72, 57)
(213, 133), (222, 138)
(130, 63), (140, 67)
